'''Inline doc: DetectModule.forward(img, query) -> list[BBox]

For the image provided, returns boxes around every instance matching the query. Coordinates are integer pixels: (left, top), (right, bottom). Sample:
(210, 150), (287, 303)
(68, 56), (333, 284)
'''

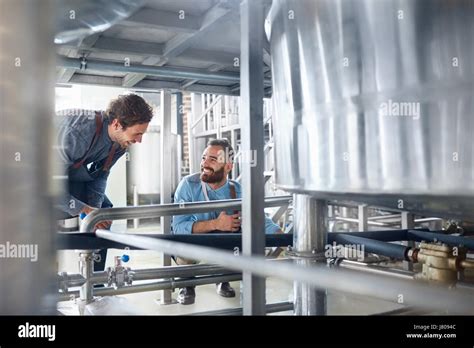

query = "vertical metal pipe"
(341, 206), (350, 231)
(159, 90), (173, 304)
(293, 195), (328, 315)
(240, 0), (266, 315)
(0, 0), (56, 314)
(358, 204), (368, 231)
(79, 252), (95, 303)
(133, 185), (139, 229)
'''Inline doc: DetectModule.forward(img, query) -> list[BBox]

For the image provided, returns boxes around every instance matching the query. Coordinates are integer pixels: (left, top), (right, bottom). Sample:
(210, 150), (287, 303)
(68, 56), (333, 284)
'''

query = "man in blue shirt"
(56, 94), (153, 272)
(172, 138), (281, 305)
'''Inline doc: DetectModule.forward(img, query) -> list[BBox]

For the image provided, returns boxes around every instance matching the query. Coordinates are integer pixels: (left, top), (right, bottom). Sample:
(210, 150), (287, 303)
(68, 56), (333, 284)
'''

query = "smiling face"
(200, 145), (233, 184)
(109, 119), (149, 149)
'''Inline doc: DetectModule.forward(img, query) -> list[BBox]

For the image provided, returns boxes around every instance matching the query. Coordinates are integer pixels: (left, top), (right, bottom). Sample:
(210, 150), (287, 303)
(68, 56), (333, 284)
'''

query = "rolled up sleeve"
(172, 179), (196, 235)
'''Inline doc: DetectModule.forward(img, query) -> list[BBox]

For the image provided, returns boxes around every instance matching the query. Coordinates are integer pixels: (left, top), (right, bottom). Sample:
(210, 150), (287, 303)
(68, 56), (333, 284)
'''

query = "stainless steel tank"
(269, 0), (474, 220)
(128, 126), (162, 196)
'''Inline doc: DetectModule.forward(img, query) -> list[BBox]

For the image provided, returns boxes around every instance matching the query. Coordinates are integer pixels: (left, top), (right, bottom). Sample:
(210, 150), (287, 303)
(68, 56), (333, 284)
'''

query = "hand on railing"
(80, 205), (112, 231)
(214, 211), (241, 232)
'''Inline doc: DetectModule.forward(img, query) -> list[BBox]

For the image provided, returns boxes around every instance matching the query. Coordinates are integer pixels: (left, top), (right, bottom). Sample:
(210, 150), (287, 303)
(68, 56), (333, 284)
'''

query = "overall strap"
(102, 142), (119, 172)
(228, 181), (239, 215)
(72, 112), (103, 169)
(201, 181), (210, 201)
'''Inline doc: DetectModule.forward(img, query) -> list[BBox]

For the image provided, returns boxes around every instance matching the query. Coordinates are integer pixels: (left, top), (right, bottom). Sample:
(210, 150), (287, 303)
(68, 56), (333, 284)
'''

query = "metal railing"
(80, 195), (292, 232)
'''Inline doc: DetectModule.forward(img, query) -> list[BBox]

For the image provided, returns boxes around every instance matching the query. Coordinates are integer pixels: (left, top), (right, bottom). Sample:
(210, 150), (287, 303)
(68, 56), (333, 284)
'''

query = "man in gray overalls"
(56, 94), (153, 273)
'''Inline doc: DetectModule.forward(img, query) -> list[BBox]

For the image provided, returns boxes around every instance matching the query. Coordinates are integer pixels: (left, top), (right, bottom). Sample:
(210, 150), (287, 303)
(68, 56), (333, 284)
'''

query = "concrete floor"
(57, 221), (407, 315)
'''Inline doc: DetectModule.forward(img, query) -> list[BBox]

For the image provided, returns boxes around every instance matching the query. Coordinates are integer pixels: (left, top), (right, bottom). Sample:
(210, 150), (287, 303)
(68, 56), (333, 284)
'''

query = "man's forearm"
(192, 219), (217, 234)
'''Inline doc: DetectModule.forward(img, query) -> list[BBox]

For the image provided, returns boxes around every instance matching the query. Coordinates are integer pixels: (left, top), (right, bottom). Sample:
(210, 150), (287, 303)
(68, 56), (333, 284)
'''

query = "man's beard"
(200, 166), (225, 183)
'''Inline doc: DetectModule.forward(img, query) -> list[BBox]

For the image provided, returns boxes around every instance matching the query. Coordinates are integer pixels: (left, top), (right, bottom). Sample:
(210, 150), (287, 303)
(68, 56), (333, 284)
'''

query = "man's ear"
(225, 162), (233, 173)
(111, 119), (122, 130)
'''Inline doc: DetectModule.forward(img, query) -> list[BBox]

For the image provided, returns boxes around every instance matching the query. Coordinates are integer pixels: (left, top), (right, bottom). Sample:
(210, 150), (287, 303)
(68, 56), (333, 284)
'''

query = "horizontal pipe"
(329, 233), (410, 260)
(408, 230), (474, 250)
(190, 302), (294, 316)
(60, 264), (236, 287)
(131, 264), (235, 281)
(80, 195), (291, 232)
(334, 216), (389, 227)
(337, 260), (414, 280)
(58, 232), (293, 250)
(368, 214), (401, 221)
(95, 230), (474, 314)
(57, 56), (272, 86)
(414, 218), (443, 223)
(329, 229), (413, 242)
(59, 274), (241, 301)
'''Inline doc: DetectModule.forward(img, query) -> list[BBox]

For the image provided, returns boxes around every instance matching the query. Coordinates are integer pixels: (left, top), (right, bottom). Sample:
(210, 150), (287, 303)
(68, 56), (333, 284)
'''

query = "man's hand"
(80, 205), (95, 215)
(94, 220), (112, 231)
(214, 211), (241, 232)
(80, 205), (112, 231)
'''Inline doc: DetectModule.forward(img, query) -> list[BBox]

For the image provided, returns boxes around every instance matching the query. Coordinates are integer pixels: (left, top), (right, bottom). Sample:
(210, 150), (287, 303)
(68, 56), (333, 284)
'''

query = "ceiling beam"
(122, 56), (163, 87)
(121, 8), (201, 33)
(93, 37), (164, 56)
(56, 33), (101, 83)
(68, 73), (235, 95)
(163, 2), (236, 59)
(124, 2), (237, 88)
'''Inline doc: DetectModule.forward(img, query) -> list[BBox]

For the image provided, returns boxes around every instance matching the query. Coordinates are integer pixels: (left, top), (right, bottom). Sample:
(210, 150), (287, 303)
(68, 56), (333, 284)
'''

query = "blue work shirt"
(55, 109), (126, 216)
(172, 173), (281, 235)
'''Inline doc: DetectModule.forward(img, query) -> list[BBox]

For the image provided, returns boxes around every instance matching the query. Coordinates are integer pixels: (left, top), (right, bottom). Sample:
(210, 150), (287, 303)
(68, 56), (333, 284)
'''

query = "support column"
(401, 212), (415, 271)
(293, 195), (327, 315)
(240, 0), (266, 315)
(0, 0), (56, 314)
(159, 90), (173, 304)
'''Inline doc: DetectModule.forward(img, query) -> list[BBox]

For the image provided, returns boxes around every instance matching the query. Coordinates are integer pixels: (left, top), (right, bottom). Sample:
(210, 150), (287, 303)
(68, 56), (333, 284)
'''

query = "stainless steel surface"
(240, 0), (266, 316)
(96, 229), (474, 314)
(190, 302), (294, 316)
(127, 92), (179, 196)
(293, 196), (327, 315)
(55, 0), (146, 44)
(129, 130), (162, 195)
(269, 0), (474, 220)
(0, 0), (56, 314)
(80, 195), (291, 232)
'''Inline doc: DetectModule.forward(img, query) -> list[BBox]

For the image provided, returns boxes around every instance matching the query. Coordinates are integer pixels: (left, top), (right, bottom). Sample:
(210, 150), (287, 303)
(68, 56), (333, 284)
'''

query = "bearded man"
(171, 138), (281, 305)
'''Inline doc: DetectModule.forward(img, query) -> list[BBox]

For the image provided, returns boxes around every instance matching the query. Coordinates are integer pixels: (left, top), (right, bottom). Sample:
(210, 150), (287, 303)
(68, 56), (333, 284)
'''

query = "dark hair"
(207, 138), (234, 163)
(106, 94), (153, 129)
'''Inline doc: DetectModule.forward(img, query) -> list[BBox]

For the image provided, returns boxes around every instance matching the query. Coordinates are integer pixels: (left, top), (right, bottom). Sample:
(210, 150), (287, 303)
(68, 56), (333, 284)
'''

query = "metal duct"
(269, 0), (474, 220)
(54, 0), (146, 44)
(0, 0), (56, 314)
